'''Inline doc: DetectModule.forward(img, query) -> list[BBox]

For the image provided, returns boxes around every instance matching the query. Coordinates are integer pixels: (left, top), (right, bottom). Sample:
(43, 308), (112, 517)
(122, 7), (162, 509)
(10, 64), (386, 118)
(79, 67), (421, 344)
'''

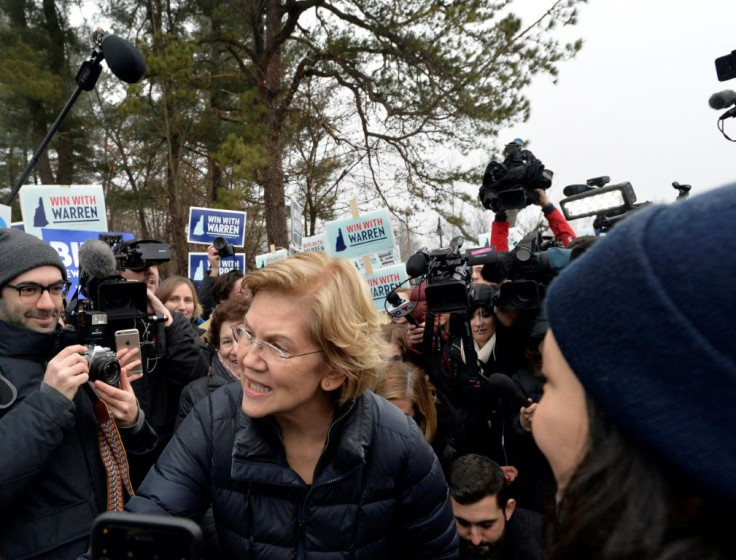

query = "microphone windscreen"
(486, 373), (528, 408)
(708, 90), (736, 110)
(79, 239), (118, 279)
(101, 34), (146, 84)
(406, 252), (429, 278)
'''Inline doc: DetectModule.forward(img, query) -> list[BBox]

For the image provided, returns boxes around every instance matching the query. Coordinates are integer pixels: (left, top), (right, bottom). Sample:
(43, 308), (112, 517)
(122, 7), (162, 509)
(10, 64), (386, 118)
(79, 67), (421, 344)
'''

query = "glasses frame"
(231, 322), (323, 365)
(4, 281), (71, 303)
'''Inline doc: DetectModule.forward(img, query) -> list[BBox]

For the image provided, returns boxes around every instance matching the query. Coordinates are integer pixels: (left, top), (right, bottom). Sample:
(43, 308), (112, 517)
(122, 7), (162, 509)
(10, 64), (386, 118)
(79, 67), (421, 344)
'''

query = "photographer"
(0, 229), (156, 559)
(196, 241), (243, 321)
(117, 240), (209, 482)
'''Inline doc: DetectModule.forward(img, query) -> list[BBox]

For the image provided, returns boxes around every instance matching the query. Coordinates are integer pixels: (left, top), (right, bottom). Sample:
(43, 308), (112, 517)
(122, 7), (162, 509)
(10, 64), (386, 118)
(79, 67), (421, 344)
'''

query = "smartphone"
(114, 329), (144, 376)
(91, 511), (202, 560)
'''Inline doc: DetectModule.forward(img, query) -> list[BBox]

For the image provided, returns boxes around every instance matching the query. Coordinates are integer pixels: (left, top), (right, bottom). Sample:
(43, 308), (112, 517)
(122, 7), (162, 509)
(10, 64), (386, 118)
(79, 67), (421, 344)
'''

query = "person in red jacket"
(491, 189), (576, 252)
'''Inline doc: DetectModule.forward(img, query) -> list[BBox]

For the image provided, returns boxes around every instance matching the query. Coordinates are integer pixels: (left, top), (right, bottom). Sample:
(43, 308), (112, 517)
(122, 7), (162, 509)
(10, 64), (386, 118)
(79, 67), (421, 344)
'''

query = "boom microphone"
(93, 28), (146, 84)
(708, 90), (736, 110)
(79, 239), (118, 279)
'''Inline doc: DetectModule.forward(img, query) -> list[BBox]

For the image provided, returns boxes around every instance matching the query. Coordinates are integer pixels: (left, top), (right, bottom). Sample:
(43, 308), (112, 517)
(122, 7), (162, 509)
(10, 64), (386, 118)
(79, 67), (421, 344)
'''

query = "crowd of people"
(0, 182), (735, 559)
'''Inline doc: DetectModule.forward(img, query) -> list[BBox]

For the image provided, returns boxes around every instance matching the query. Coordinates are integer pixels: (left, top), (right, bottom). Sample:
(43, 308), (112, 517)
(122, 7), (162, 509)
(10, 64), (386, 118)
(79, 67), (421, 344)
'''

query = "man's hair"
(155, 276), (203, 321)
(209, 297), (250, 350)
(449, 454), (509, 509)
(242, 252), (388, 403)
(212, 269), (245, 304)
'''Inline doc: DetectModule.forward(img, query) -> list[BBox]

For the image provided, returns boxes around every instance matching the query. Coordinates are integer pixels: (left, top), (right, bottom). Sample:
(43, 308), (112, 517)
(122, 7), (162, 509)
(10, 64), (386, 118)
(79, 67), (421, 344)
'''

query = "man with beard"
(449, 454), (542, 560)
(0, 228), (156, 559)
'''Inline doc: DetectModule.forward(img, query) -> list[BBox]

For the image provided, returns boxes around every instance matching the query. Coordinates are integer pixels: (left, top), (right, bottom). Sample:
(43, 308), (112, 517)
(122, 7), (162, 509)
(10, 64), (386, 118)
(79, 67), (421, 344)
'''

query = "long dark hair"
(547, 398), (735, 560)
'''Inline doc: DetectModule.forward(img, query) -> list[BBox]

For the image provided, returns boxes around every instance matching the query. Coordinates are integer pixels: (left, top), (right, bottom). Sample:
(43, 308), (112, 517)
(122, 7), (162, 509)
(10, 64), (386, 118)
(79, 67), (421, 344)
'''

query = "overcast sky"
(494, 0), (736, 212)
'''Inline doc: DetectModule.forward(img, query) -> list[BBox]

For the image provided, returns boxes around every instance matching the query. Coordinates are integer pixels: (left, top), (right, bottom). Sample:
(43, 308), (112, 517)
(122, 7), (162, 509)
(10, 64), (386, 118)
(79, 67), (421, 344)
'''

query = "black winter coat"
(176, 353), (238, 429)
(126, 383), (460, 559)
(0, 320), (157, 560)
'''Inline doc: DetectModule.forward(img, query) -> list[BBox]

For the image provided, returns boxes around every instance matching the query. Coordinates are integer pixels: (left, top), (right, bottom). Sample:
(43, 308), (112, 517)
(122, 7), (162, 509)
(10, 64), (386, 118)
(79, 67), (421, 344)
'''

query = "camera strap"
(86, 385), (135, 510)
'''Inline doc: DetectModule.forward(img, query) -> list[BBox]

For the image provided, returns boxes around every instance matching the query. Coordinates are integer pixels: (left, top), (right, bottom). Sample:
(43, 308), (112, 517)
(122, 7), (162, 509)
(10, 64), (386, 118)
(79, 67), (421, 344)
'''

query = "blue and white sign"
(0, 204), (11, 229)
(255, 249), (289, 269)
(301, 233), (327, 252)
(364, 264), (409, 312)
(20, 184), (108, 239)
(189, 252), (245, 283)
(41, 229), (134, 298)
(324, 209), (395, 259)
(187, 207), (247, 247)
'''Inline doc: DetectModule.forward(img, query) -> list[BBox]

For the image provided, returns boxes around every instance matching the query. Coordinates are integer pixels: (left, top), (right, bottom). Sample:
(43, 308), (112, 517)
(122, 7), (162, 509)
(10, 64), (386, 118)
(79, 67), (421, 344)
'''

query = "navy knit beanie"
(545, 185), (736, 506)
(0, 228), (67, 289)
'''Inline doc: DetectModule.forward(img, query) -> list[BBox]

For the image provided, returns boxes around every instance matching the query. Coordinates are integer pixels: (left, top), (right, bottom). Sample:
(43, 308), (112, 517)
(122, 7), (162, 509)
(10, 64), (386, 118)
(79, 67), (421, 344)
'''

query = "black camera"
(66, 239), (167, 363)
(479, 229), (571, 310)
(406, 237), (497, 314)
(83, 345), (121, 387)
(115, 239), (171, 271)
(212, 236), (235, 258)
(478, 140), (553, 212)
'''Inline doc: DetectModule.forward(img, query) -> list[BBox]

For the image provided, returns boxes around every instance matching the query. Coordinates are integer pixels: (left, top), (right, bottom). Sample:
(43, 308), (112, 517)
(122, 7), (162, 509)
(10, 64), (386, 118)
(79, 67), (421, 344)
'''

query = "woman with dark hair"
(533, 185), (736, 559)
(177, 297), (250, 428)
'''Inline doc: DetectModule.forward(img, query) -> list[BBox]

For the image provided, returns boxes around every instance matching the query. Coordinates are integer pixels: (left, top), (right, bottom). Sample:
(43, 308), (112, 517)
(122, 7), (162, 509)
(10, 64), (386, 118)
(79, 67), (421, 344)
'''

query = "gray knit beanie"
(0, 228), (67, 289)
(545, 184), (736, 506)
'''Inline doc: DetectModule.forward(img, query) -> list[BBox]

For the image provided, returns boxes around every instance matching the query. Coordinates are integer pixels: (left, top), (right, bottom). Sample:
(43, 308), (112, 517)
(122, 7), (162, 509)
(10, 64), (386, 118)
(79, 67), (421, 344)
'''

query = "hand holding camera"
(206, 244), (221, 276)
(43, 344), (91, 401)
(92, 364), (140, 428)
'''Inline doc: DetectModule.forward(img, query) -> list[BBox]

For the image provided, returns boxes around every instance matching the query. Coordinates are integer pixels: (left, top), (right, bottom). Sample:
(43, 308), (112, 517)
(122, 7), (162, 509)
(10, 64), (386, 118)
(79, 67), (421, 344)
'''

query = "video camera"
(479, 229), (571, 310)
(65, 237), (170, 383)
(405, 236), (497, 314)
(478, 139), (553, 212)
(114, 239), (171, 271)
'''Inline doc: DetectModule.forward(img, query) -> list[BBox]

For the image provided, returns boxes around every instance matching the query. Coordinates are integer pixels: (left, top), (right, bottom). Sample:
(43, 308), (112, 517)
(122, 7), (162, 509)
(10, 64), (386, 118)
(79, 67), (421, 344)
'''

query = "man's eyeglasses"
(231, 322), (323, 365)
(4, 281), (71, 303)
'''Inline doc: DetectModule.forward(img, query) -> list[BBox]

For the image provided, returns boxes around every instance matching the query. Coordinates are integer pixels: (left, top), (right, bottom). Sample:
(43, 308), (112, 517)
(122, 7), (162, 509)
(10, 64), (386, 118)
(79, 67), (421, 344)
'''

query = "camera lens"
(88, 353), (121, 387)
(213, 237), (235, 258)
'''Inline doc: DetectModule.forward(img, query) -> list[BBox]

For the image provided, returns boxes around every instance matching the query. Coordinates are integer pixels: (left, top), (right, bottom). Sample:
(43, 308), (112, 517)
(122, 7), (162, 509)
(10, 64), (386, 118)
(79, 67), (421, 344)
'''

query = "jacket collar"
(0, 320), (71, 362)
(231, 392), (373, 487)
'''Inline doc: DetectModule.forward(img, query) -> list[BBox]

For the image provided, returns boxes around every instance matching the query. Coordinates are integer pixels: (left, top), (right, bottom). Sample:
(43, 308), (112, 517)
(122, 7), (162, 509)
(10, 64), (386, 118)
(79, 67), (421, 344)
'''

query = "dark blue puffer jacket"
(126, 383), (459, 559)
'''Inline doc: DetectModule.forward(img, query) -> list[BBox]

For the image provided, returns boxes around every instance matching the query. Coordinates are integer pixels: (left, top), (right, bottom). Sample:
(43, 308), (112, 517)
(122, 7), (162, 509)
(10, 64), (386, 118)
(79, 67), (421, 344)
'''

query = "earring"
(325, 381), (331, 387)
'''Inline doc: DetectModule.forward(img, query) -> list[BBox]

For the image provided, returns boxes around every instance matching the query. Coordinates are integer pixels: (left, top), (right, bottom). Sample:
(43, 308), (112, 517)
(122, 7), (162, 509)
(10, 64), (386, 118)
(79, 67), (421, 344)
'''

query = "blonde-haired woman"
(373, 361), (438, 443)
(125, 251), (458, 558)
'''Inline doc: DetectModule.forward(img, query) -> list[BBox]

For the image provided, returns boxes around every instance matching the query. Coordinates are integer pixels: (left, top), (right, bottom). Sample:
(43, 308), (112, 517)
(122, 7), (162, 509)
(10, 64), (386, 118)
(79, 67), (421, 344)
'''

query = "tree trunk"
(261, 0), (287, 248)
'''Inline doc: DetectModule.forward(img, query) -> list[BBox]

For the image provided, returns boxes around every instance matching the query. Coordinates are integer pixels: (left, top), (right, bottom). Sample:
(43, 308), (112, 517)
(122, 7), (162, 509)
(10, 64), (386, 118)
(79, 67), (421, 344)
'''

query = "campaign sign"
(189, 252), (245, 283)
(255, 249), (289, 269)
(301, 233), (327, 252)
(187, 207), (246, 247)
(0, 204), (11, 228)
(41, 229), (134, 298)
(364, 264), (409, 312)
(324, 209), (395, 259)
(290, 199), (304, 252)
(20, 184), (108, 239)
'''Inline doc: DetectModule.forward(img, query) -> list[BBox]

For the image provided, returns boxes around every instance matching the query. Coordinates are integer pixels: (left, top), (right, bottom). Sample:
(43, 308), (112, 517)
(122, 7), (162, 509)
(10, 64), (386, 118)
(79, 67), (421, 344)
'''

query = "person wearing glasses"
(124, 251), (459, 558)
(0, 228), (155, 560)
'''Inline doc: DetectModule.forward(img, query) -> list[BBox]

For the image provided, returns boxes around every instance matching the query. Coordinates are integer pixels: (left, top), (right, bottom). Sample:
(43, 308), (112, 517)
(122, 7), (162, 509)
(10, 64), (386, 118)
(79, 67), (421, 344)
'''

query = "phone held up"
(114, 328), (144, 376)
(91, 512), (203, 560)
